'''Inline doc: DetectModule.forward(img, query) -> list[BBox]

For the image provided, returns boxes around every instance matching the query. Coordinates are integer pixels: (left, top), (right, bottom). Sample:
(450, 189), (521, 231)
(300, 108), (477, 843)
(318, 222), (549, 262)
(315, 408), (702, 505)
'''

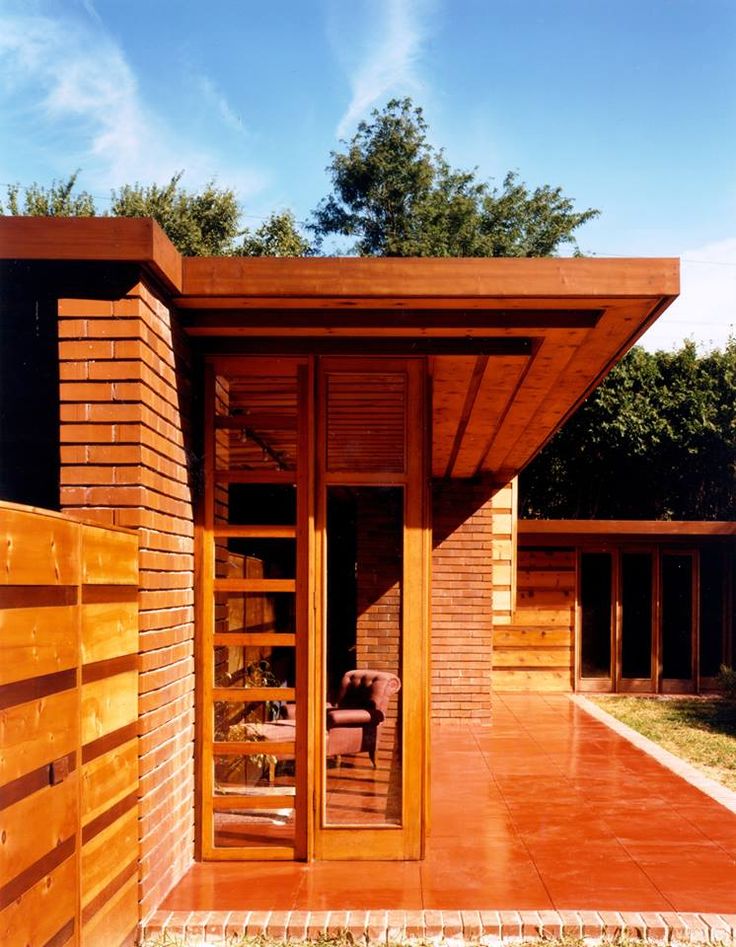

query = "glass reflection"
(324, 486), (403, 826)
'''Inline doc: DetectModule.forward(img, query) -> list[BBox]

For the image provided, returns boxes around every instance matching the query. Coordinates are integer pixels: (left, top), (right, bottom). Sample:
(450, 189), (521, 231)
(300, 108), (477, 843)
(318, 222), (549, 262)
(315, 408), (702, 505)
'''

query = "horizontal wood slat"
(214, 578), (296, 592)
(214, 525), (296, 539)
(214, 632), (296, 647)
(0, 502), (139, 947)
(212, 793), (295, 810)
(212, 686), (295, 702)
(213, 740), (296, 756)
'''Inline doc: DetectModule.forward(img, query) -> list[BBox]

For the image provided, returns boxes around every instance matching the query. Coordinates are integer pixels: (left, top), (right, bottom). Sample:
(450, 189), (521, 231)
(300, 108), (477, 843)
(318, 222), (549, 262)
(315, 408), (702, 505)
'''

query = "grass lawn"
(591, 695), (736, 792)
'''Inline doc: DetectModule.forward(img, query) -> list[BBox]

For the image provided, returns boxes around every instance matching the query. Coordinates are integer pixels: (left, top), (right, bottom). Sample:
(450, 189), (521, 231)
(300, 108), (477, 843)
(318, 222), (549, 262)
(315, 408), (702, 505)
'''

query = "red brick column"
(431, 479), (494, 721)
(58, 281), (195, 916)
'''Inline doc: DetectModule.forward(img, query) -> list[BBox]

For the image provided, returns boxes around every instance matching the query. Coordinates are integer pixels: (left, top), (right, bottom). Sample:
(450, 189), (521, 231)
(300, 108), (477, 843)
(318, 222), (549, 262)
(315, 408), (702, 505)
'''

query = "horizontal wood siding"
(493, 545), (575, 692)
(0, 502), (138, 947)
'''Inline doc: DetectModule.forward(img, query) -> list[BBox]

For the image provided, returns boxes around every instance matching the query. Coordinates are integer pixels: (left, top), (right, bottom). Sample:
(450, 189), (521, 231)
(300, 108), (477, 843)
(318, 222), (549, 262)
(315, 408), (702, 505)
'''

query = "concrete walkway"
(144, 694), (736, 941)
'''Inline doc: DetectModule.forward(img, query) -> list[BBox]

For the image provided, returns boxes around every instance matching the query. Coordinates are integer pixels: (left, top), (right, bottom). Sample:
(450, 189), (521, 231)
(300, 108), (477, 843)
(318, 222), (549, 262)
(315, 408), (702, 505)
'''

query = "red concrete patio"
(157, 695), (736, 917)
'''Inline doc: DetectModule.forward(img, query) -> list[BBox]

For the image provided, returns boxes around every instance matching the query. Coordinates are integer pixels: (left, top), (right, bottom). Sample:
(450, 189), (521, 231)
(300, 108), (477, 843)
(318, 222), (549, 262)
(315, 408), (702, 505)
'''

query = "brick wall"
(58, 281), (195, 917)
(431, 479), (495, 721)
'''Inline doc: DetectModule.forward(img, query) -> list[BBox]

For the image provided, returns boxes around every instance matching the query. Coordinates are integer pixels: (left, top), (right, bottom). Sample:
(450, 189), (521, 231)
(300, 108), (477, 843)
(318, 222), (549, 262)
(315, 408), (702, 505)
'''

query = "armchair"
(325, 669), (401, 766)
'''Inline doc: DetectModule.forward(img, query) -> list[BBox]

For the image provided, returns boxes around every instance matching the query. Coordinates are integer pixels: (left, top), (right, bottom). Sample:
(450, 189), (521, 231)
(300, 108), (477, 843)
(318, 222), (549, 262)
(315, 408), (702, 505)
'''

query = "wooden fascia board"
(180, 255), (679, 300)
(0, 216), (182, 294)
(519, 520), (736, 538)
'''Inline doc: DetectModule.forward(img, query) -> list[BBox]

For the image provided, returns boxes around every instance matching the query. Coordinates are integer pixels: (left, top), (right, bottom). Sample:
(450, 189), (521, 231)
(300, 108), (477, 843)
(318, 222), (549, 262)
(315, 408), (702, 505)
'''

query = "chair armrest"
(326, 707), (383, 729)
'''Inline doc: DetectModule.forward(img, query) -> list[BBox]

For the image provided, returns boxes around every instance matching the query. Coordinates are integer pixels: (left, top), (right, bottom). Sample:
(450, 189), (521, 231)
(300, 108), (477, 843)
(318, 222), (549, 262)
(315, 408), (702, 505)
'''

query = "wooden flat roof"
(0, 217), (679, 482)
(519, 520), (736, 540)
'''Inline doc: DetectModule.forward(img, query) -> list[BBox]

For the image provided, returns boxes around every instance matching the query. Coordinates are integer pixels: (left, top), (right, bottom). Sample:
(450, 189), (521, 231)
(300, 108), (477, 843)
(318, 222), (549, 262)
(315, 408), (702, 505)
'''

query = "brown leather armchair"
(325, 669), (401, 766)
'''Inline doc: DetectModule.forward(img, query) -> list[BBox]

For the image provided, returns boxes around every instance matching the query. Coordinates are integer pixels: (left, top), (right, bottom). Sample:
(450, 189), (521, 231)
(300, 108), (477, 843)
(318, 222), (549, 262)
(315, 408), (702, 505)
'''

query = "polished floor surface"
(162, 695), (736, 913)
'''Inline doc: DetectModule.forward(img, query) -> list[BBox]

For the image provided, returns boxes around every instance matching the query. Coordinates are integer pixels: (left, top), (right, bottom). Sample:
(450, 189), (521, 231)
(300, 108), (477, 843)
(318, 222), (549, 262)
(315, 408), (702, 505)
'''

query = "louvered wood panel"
(326, 372), (406, 473)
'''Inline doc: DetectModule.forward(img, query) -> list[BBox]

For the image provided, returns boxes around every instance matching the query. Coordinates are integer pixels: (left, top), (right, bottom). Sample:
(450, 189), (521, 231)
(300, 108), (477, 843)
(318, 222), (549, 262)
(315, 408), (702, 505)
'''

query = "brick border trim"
(572, 695), (736, 816)
(139, 909), (736, 944)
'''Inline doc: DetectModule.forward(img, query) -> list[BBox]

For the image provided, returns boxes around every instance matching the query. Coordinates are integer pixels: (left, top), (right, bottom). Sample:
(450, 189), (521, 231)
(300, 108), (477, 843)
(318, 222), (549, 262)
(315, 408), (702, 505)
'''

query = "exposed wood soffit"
(177, 308), (603, 335)
(196, 337), (535, 356)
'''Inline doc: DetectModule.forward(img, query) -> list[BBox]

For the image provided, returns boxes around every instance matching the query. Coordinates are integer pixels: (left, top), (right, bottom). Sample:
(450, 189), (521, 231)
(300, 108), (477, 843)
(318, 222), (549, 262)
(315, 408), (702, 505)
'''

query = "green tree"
(238, 210), (312, 256)
(0, 171), (96, 217)
(111, 172), (241, 256)
(312, 98), (599, 257)
(520, 340), (736, 520)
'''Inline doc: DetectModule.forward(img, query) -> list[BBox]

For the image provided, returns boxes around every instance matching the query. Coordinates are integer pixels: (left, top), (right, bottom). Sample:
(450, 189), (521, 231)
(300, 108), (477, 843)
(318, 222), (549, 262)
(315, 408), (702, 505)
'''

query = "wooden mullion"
(213, 740), (296, 756)
(214, 525), (296, 539)
(213, 632), (296, 647)
(212, 686), (295, 702)
(213, 794), (295, 810)
(214, 578), (296, 593)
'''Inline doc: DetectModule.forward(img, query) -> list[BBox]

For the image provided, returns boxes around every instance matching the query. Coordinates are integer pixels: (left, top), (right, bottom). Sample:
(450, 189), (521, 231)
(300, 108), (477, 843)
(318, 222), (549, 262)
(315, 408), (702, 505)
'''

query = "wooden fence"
(0, 501), (139, 946)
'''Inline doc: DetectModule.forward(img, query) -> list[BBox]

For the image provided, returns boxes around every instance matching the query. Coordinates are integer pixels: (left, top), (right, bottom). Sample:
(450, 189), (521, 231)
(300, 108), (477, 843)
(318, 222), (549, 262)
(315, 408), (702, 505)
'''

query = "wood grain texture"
(0, 852), (76, 947)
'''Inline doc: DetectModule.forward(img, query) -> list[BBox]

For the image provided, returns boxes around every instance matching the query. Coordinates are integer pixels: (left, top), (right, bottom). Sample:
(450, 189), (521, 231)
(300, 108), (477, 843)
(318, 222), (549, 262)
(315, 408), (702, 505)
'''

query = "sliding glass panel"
(580, 552), (612, 679)
(324, 486), (403, 826)
(662, 553), (694, 680)
(621, 552), (653, 680)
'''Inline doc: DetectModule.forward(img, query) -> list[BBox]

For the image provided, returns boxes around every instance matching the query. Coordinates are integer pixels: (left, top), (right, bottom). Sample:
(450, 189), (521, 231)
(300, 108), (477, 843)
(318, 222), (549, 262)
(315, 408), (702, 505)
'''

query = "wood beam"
(196, 337), (534, 356)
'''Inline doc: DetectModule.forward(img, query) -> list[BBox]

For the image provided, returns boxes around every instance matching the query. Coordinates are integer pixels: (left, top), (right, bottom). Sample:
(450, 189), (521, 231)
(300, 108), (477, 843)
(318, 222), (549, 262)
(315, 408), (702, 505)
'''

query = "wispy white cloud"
(639, 237), (736, 352)
(0, 8), (266, 197)
(334, 0), (432, 139)
(195, 75), (248, 136)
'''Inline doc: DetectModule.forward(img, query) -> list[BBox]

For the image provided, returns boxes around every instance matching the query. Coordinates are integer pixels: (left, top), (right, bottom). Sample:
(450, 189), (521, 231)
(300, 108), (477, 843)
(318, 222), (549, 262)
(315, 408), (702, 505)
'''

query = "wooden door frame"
(312, 357), (428, 860)
(659, 547), (699, 694)
(197, 356), (312, 861)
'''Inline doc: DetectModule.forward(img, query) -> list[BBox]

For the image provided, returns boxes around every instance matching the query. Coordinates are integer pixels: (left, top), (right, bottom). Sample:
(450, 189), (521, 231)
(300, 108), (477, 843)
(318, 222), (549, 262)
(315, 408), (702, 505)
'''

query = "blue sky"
(1, 0), (735, 350)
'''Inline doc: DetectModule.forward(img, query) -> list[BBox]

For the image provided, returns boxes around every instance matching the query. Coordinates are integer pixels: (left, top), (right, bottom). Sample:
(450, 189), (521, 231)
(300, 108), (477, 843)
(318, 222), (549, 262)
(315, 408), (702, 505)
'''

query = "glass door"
(314, 358), (428, 860)
(616, 550), (656, 692)
(661, 550), (697, 693)
(199, 357), (311, 860)
(578, 551), (614, 692)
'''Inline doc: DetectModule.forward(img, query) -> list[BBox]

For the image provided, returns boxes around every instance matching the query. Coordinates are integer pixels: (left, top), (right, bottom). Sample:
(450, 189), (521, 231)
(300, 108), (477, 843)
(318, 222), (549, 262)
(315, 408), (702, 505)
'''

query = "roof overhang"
(0, 217), (679, 482)
(519, 520), (736, 543)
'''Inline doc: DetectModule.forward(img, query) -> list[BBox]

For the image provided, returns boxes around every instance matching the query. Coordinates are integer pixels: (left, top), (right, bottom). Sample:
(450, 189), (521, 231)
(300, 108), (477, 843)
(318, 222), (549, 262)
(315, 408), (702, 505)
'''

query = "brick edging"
(139, 909), (736, 944)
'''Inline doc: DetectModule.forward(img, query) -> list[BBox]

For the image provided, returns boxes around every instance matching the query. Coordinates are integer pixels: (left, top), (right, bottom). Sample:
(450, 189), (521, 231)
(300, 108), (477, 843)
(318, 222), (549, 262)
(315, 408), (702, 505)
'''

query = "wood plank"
(518, 569), (575, 590)
(213, 794), (295, 810)
(493, 648), (573, 668)
(451, 355), (529, 478)
(519, 519), (736, 537)
(180, 255), (679, 300)
(81, 738), (138, 826)
(214, 525), (296, 539)
(213, 740), (296, 756)
(213, 578), (296, 593)
(0, 688), (77, 784)
(512, 606), (574, 626)
(213, 633), (296, 647)
(519, 549), (576, 569)
(81, 600), (137, 665)
(81, 672), (137, 746)
(81, 870), (138, 947)
(517, 588), (575, 606)
(81, 525), (138, 585)
(81, 807), (137, 908)
(0, 216), (182, 291)
(0, 851), (76, 947)
(0, 604), (77, 686)
(2, 774), (78, 884)
(494, 627), (573, 647)
(0, 507), (79, 586)
(212, 686), (295, 702)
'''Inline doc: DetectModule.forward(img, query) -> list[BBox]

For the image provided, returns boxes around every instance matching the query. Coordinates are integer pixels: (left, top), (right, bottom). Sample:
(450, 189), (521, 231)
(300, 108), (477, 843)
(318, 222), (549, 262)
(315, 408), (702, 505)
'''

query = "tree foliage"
(0, 171), (96, 217)
(110, 173), (241, 256)
(312, 98), (599, 256)
(520, 340), (736, 520)
(238, 210), (312, 257)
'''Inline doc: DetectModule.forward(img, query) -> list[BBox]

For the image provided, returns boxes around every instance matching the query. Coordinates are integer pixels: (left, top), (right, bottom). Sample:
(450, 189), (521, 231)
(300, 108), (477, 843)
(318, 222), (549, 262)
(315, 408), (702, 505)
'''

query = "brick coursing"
(58, 282), (196, 917)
